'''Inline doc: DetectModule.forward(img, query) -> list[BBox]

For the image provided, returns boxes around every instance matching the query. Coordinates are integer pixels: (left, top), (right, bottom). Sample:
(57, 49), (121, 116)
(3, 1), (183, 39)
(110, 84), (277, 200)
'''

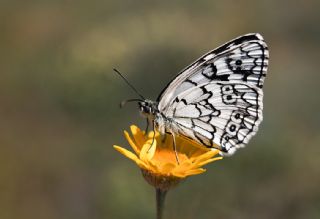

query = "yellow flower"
(114, 125), (222, 190)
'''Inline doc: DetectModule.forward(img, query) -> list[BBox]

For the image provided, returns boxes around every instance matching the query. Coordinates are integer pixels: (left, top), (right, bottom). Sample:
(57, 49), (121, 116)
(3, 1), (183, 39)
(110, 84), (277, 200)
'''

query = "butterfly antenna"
(113, 68), (145, 100)
(120, 98), (142, 108)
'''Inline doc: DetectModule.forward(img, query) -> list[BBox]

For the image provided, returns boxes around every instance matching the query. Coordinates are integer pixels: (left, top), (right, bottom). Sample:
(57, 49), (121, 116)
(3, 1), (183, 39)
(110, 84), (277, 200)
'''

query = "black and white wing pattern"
(157, 33), (269, 155)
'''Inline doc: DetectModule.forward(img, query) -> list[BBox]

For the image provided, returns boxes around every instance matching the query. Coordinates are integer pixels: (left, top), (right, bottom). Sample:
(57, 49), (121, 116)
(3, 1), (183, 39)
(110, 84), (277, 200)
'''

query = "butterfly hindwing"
(165, 82), (262, 154)
(168, 82), (262, 154)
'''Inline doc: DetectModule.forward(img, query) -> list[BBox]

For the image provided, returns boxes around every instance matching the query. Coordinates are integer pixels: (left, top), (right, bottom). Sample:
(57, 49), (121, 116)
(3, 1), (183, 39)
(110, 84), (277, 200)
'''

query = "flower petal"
(184, 168), (206, 176)
(147, 130), (160, 139)
(130, 125), (147, 147)
(144, 159), (159, 173)
(192, 150), (220, 163)
(113, 145), (138, 160)
(176, 160), (196, 171)
(124, 131), (140, 154)
(171, 172), (186, 178)
(139, 139), (157, 162)
(113, 145), (148, 169)
(194, 157), (223, 167)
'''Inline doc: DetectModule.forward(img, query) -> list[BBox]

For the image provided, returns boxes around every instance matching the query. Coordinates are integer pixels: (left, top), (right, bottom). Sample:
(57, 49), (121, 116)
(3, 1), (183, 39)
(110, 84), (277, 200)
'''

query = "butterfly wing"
(157, 33), (269, 155)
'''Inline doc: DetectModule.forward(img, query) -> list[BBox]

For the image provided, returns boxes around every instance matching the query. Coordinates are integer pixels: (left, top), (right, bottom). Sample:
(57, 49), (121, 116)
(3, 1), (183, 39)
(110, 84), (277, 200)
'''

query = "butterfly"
(116, 33), (269, 158)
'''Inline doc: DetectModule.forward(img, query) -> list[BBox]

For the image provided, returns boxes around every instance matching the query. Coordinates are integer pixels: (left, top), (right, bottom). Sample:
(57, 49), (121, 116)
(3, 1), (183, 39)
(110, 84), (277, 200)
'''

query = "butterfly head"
(138, 99), (158, 119)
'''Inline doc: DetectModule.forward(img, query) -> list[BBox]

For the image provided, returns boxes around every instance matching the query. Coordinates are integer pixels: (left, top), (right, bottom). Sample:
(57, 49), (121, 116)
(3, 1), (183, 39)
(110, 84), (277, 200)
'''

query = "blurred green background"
(1, 0), (320, 218)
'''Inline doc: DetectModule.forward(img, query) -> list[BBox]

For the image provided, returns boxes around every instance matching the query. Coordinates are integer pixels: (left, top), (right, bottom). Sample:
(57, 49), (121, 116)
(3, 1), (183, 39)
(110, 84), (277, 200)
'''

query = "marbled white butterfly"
(117, 33), (269, 157)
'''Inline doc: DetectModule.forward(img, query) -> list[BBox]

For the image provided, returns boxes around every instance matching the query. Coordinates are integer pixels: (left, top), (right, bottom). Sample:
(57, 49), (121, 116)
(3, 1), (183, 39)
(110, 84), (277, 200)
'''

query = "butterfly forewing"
(158, 33), (268, 112)
(157, 33), (269, 155)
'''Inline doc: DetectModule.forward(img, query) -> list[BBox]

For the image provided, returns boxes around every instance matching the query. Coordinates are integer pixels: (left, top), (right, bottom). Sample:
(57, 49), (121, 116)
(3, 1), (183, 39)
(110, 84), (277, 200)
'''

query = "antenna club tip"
(119, 99), (142, 108)
(120, 101), (125, 108)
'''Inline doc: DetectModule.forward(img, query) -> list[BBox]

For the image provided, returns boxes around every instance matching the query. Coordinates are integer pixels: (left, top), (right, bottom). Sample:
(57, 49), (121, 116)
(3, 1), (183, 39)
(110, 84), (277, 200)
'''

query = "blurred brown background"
(1, 0), (319, 219)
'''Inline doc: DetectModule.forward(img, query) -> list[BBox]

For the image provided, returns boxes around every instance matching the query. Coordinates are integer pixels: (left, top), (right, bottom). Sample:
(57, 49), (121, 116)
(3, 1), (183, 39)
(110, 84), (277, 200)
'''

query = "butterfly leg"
(145, 118), (149, 134)
(147, 121), (156, 152)
(171, 132), (180, 164)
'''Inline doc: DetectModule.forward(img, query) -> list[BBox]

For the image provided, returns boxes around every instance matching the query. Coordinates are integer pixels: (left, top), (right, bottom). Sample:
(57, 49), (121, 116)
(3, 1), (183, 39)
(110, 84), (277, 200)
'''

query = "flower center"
(153, 148), (188, 164)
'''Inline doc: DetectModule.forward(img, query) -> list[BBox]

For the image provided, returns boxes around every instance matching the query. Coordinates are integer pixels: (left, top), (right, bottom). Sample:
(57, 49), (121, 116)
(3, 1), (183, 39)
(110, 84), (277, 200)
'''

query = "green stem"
(156, 188), (167, 219)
